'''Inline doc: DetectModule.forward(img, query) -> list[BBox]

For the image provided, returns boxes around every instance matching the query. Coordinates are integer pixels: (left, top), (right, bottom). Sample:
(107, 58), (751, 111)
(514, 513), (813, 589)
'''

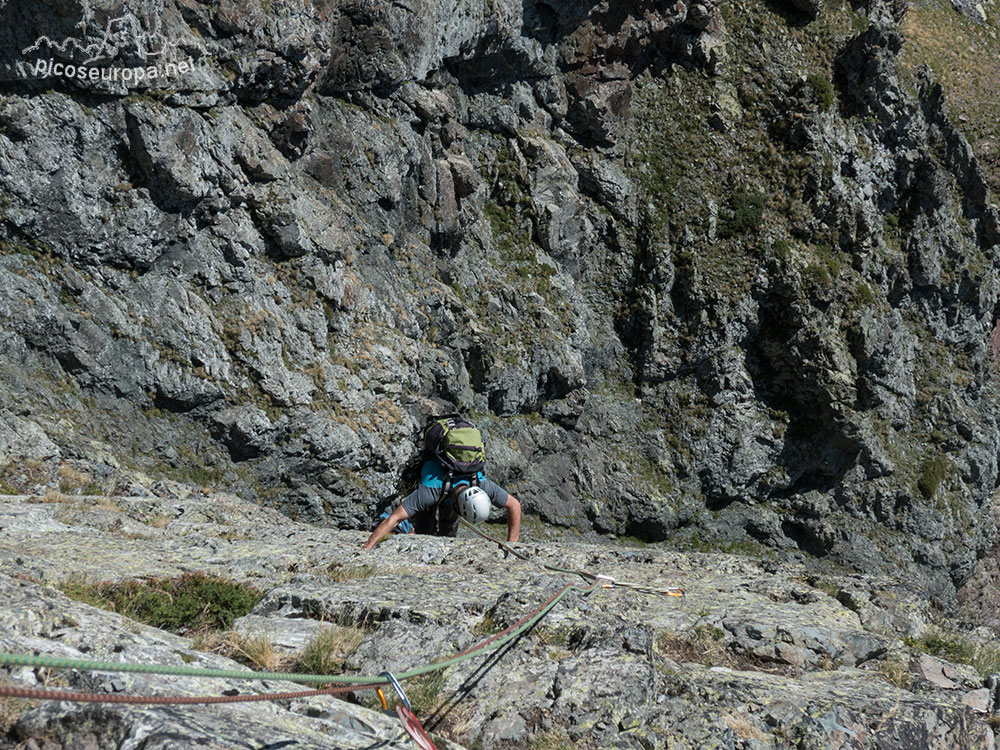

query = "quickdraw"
(396, 704), (437, 750)
(596, 573), (685, 596)
(379, 671), (438, 750)
(0, 515), (682, 750)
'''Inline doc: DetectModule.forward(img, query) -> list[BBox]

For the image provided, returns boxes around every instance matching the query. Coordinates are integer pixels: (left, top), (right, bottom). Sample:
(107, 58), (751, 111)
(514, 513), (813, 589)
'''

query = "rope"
(0, 581), (598, 696)
(0, 653), (367, 686)
(0, 681), (381, 705)
(450, 582), (592, 660)
(458, 518), (583, 578)
(380, 672), (438, 750)
(0, 521), (681, 716)
(458, 518), (686, 597)
(397, 705), (437, 750)
(381, 581), (598, 680)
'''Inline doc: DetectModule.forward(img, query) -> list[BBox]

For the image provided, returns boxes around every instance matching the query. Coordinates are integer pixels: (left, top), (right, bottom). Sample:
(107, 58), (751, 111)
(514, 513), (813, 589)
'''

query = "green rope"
(1, 521), (688, 693)
(0, 581), (596, 686)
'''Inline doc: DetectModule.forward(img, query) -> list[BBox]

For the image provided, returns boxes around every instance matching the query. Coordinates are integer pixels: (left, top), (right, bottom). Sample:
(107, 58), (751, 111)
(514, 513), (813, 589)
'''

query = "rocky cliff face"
(2, 491), (999, 749)
(1, 0), (999, 616)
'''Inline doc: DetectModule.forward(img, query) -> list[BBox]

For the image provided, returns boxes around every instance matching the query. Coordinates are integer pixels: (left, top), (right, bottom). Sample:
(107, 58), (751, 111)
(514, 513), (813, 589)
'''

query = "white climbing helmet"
(455, 485), (491, 524)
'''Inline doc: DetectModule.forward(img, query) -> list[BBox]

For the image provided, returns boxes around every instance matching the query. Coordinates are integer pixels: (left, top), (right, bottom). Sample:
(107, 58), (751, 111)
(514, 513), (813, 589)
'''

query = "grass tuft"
(225, 630), (286, 672)
(805, 72), (835, 111)
(905, 627), (1000, 677)
(917, 455), (950, 500)
(718, 189), (765, 238)
(878, 657), (914, 690)
(723, 713), (769, 741)
(405, 671), (446, 716)
(529, 728), (575, 749)
(0, 685), (29, 734)
(657, 623), (731, 667)
(295, 625), (365, 681)
(325, 563), (377, 582)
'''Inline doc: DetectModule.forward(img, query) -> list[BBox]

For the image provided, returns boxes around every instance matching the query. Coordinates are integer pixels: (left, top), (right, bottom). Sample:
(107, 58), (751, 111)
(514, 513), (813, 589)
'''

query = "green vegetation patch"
(58, 571), (263, 633)
(472, 611), (501, 636)
(905, 629), (1000, 677)
(805, 73), (835, 111)
(916, 454), (951, 500)
(405, 671), (446, 716)
(718, 188), (766, 238)
(906, 631), (975, 664)
(529, 728), (576, 749)
(626, 0), (864, 305)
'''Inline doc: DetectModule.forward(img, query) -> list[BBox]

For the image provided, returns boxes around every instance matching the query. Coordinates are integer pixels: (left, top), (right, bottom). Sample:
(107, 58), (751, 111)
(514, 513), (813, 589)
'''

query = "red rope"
(0, 681), (383, 705)
(0, 583), (594, 709)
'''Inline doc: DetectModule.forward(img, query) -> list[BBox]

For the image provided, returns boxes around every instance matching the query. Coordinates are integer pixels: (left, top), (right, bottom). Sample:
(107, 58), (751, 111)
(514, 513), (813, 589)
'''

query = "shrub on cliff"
(719, 189), (766, 238)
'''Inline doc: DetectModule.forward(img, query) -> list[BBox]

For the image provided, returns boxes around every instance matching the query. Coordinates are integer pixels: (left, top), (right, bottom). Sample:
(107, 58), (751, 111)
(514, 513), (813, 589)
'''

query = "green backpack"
(423, 414), (486, 476)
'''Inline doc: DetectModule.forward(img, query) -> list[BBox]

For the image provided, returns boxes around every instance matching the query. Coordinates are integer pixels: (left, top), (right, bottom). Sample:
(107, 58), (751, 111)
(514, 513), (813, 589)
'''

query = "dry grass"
(93, 496), (121, 512)
(0, 674), (38, 734)
(195, 619), (367, 680)
(900, 2), (1000, 193)
(189, 629), (225, 650)
(38, 488), (72, 503)
(144, 514), (173, 529)
(295, 625), (365, 677)
(657, 624), (732, 668)
(193, 629), (290, 672)
(225, 630), (288, 672)
(877, 657), (914, 690)
(0, 694), (29, 734)
(723, 713), (768, 741)
(57, 464), (100, 495)
(325, 563), (377, 582)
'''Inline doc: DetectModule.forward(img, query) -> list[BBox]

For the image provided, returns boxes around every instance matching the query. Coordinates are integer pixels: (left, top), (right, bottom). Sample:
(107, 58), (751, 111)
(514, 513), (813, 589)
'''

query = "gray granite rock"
(0, 493), (996, 749)
(0, 0), (998, 648)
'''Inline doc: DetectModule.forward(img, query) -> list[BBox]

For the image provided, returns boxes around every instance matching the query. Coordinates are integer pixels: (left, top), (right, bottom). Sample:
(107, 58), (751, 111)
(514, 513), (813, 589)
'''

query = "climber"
(362, 473), (521, 549)
(362, 414), (521, 549)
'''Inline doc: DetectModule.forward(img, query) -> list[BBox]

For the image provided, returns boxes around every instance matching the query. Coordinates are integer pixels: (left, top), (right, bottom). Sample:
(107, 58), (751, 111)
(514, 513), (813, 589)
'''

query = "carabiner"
(379, 671), (412, 711)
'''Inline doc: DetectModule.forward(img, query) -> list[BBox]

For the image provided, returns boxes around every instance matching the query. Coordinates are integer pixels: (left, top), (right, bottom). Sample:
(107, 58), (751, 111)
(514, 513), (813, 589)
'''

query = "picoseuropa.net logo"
(20, 11), (204, 86)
